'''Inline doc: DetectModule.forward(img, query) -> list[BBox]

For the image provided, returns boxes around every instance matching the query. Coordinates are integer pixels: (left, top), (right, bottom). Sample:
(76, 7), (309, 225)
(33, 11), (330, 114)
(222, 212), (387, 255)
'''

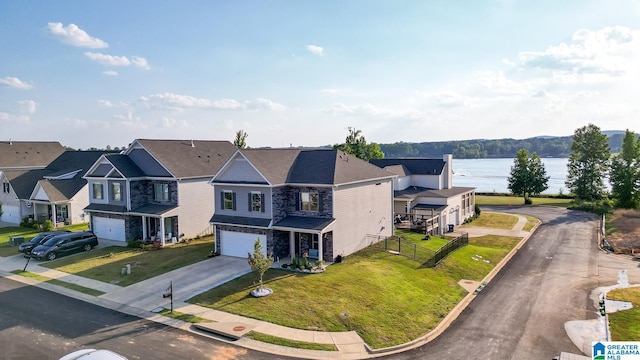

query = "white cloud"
(0, 111), (30, 124)
(306, 45), (324, 56)
(162, 117), (189, 128)
(140, 93), (286, 112)
(18, 100), (37, 114)
(0, 76), (32, 89)
(64, 118), (88, 127)
(103, 70), (118, 76)
(516, 26), (638, 77)
(48, 22), (108, 48)
(115, 111), (148, 128)
(84, 52), (150, 69)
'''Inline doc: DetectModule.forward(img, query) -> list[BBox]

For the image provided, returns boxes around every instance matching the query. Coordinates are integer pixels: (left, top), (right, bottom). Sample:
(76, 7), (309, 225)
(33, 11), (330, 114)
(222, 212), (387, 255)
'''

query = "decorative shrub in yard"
(247, 238), (274, 297)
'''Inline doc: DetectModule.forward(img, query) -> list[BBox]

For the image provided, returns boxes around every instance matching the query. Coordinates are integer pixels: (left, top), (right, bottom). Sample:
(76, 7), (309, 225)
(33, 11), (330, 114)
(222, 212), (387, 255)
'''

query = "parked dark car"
(30, 231), (99, 261)
(18, 231), (71, 256)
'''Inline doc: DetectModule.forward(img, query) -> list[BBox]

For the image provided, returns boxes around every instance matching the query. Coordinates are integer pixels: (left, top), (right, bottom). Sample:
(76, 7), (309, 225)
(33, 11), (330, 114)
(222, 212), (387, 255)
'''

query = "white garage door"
(93, 216), (126, 242)
(220, 231), (266, 258)
(0, 205), (20, 224)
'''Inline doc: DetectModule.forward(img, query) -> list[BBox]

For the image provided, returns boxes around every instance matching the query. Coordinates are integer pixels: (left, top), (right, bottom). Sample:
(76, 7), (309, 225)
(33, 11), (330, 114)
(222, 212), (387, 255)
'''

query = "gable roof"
(6, 150), (111, 200)
(104, 154), (146, 178)
(369, 158), (446, 176)
(133, 139), (237, 179)
(223, 148), (394, 186)
(0, 141), (65, 170)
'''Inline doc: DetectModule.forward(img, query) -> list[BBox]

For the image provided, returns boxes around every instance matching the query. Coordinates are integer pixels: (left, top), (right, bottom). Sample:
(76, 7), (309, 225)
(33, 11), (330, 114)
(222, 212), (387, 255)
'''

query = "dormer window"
(300, 192), (319, 212)
(93, 183), (104, 200)
(112, 183), (122, 201)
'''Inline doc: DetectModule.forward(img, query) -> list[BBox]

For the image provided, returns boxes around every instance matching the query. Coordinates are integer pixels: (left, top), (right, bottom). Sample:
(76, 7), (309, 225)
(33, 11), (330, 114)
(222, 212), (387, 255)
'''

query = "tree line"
(379, 133), (626, 159)
(508, 124), (640, 210)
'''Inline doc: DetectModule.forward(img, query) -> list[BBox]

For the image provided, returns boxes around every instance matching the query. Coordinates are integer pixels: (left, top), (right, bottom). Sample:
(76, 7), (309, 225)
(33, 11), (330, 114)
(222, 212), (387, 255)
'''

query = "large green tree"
(333, 127), (384, 161)
(609, 130), (640, 208)
(507, 149), (549, 203)
(565, 124), (611, 200)
(233, 130), (248, 149)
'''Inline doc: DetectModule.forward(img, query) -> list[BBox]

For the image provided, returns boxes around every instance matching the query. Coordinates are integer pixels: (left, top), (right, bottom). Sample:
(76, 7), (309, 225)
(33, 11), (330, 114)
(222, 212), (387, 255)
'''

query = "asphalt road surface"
(388, 206), (640, 360)
(0, 277), (290, 360)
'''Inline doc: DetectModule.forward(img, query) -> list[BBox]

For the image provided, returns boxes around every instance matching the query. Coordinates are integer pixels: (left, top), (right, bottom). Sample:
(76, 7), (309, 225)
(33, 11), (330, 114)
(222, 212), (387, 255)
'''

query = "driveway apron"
(100, 255), (251, 311)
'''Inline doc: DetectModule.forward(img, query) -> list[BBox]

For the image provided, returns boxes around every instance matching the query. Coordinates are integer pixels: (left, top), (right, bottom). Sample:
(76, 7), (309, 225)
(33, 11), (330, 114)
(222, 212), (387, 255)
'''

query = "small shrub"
(42, 220), (54, 231)
(524, 198), (533, 205)
(127, 240), (144, 249)
(281, 263), (289, 269)
(291, 257), (299, 268)
(474, 204), (482, 217)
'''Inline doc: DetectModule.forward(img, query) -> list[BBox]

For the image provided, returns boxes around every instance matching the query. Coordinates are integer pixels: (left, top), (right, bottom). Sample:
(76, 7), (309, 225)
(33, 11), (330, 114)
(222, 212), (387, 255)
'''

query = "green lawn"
(394, 229), (450, 251)
(40, 237), (215, 287)
(0, 223), (89, 257)
(466, 212), (518, 229)
(522, 215), (539, 231)
(245, 331), (338, 351)
(606, 287), (640, 341)
(189, 234), (520, 349)
(475, 195), (573, 207)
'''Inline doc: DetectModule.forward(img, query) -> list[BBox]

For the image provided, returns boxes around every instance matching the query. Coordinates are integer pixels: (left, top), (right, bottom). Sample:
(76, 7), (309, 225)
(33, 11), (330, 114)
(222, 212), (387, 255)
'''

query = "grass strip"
(245, 331), (338, 351)
(606, 287), (640, 341)
(158, 308), (210, 323)
(466, 212), (518, 229)
(10, 270), (105, 296)
(476, 195), (573, 207)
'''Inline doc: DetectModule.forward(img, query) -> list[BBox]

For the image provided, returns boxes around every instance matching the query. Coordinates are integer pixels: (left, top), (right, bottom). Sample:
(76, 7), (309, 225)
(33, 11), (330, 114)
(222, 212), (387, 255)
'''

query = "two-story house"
(209, 148), (395, 262)
(1, 141), (66, 224)
(2, 151), (112, 226)
(83, 139), (237, 245)
(370, 154), (476, 234)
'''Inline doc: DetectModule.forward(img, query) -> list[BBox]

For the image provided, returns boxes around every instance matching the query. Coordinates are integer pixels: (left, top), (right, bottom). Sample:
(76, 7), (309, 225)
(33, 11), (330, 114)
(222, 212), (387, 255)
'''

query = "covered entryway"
(220, 231), (266, 258)
(0, 204), (19, 224)
(93, 216), (126, 242)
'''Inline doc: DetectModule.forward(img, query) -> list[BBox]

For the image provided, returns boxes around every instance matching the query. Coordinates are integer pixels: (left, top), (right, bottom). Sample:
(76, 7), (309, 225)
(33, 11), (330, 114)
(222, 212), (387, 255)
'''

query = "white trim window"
(112, 183), (122, 201)
(154, 183), (169, 201)
(2, 183), (9, 193)
(92, 183), (104, 200)
(300, 192), (319, 212)
(223, 191), (235, 210)
(249, 192), (264, 212)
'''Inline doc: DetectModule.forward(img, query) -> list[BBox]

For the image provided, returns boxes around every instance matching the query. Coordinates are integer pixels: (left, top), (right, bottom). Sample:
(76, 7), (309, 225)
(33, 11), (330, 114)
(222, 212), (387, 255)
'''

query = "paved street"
(0, 277), (290, 360)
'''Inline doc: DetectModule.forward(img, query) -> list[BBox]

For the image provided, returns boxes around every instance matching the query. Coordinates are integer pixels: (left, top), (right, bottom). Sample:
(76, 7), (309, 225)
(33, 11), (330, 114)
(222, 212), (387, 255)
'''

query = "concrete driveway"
(100, 255), (251, 311)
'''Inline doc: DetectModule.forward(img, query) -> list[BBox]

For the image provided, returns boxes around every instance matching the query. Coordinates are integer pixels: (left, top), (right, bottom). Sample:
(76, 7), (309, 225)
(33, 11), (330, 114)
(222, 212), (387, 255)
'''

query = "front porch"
(26, 200), (75, 227)
(272, 216), (335, 262)
(130, 204), (180, 246)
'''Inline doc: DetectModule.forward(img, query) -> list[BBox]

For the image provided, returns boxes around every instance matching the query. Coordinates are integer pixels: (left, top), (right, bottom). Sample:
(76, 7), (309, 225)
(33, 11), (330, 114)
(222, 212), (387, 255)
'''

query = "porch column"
(141, 216), (147, 241)
(159, 216), (165, 246)
(318, 232), (324, 262)
(51, 204), (57, 227)
(289, 231), (295, 258)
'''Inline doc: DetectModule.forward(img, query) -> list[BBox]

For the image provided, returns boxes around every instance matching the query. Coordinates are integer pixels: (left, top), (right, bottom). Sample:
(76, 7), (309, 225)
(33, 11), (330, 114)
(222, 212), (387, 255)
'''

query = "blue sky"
(1, 1), (639, 150)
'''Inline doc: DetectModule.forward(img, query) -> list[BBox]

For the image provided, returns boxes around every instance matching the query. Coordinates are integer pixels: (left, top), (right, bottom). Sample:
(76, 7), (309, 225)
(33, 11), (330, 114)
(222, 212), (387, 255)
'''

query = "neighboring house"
(370, 155), (476, 234)
(1, 151), (112, 226)
(209, 148), (395, 262)
(83, 139), (237, 245)
(0, 141), (66, 224)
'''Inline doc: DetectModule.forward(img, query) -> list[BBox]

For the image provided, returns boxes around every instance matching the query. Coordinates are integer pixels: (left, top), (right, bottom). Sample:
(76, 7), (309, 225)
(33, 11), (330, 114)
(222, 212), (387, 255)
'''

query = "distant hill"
(378, 131), (627, 159)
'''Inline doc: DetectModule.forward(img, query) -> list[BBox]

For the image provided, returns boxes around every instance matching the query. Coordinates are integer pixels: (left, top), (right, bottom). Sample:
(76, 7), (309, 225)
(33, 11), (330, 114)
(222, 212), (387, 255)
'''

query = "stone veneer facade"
(129, 180), (178, 209)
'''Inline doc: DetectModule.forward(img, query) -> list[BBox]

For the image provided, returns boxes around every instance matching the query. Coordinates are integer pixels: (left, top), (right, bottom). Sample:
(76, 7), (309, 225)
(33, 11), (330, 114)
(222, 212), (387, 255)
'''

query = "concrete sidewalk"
(0, 211), (573, 359)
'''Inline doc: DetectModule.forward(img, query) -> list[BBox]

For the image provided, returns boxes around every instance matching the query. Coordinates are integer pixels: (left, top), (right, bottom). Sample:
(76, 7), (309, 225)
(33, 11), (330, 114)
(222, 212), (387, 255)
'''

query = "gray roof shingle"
(0, 141), (65, 170)
(136, 139), (237, 179)
(236, 149), (394, 186)
(369, 158), (446, 176)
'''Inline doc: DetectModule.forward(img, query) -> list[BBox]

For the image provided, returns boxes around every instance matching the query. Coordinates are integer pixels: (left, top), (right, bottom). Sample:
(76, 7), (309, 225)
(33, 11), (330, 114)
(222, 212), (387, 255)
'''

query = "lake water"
(452, 158), (569, 194)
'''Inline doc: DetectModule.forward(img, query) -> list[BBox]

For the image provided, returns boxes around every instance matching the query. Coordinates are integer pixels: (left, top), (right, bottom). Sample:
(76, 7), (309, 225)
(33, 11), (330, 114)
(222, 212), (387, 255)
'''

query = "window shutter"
(220, 192), (224, 210)
(261, 194), (265, 212)
(318, 192), (323, 213)
(232, 192), (236, 210)
(295, 192), (300, 211)
(248, 193), (252, 212)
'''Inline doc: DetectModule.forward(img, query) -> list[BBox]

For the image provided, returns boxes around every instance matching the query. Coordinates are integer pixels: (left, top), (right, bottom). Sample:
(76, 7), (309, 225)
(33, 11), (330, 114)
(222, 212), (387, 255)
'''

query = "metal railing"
(424, 233), (469, 267)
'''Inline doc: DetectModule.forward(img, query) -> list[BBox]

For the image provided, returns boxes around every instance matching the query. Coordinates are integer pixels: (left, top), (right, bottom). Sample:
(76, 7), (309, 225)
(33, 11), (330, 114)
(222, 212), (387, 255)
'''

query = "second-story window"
(2, 183), (9, 193)
(93, 183), (103, 200)
(154, 183), (169, 201)
(223, 191), (235, 210)
(249, 192), (264, 212)
(112, 183), (122, 201)
(300, 192), (319, 212)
